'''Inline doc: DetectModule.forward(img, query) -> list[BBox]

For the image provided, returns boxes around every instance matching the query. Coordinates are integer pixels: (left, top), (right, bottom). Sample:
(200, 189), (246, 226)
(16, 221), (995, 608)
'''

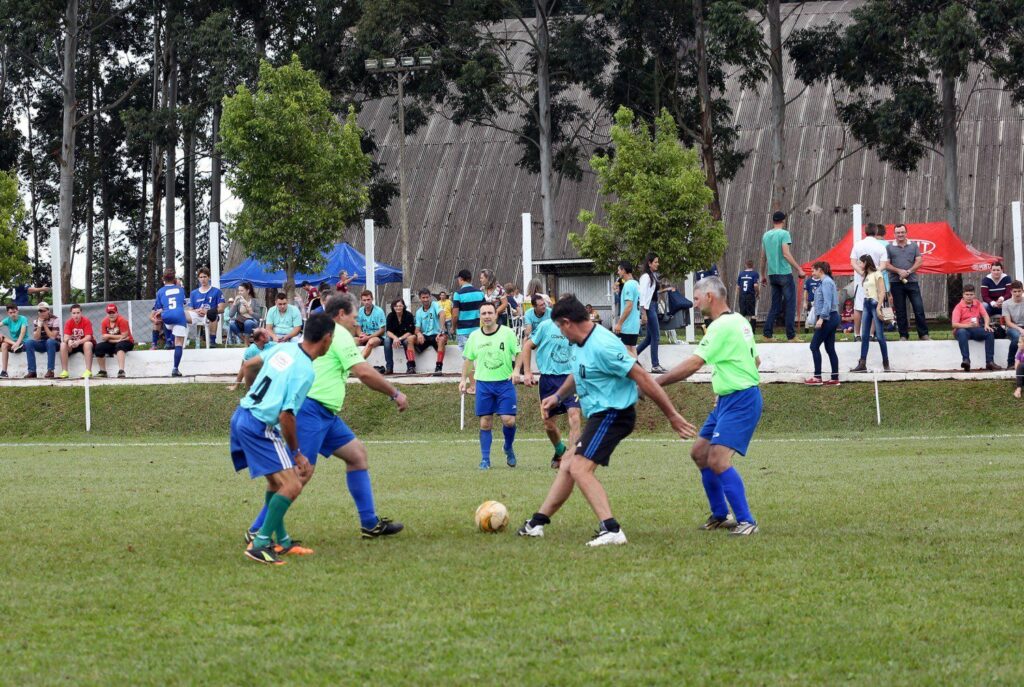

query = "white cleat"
(517, 521), (544, 537)
(729, 521), (759, 536)
(586, 528), (628, 547)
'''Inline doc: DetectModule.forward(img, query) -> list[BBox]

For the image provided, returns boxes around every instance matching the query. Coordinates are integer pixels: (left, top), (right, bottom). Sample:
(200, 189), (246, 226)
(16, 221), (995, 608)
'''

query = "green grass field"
(3, 422), (1023, 685)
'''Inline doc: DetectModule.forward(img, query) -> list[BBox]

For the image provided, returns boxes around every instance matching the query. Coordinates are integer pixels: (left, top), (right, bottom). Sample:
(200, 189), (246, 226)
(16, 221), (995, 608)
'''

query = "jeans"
(1006, 328), (1021, 366)
(383, 339), (414, 371)
(859, 298), (889, 362)
(763, 274), (796, 339)
(954, 327), (994, 363)
(810, 311), (840, 379)
(26, 338), (58, 373)
(229, 318), (258, 340)
(889, 280), (929, 339)
(636, 301), (661, 366)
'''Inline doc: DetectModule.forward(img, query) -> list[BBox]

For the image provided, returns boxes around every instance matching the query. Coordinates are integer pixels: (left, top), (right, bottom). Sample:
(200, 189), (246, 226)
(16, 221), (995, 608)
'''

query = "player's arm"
(517, 339), (535, 384)
(656, 354), (705, 387)
(241, 355), (265, 387)
(616, 299), (633, 331)
(350, 361), (408, 411)
(630, 363), (696, 438)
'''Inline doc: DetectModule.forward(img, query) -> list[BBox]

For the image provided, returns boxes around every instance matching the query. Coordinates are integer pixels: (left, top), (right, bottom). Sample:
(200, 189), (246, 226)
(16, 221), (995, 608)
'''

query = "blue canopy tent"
(220, 243), (402, 289)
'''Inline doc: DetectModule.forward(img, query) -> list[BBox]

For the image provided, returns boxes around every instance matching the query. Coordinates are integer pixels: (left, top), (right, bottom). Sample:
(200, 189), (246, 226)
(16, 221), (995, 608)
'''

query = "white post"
(873, 374), (881, 426)
(852, 204), (863, 242)
(685, 272), (695, 343)
(50, 231), (63, 318)
(1012, 201), (1023, 281)
(84, 375), (92, 432)
(209, 221), (221, 288)
(521, 213), (533, 296)
(364, 219), (376, 297)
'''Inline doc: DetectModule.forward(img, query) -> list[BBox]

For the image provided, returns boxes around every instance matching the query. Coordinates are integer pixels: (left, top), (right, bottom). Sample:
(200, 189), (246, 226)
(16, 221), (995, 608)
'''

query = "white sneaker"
(517, 521), (544, 537)
(730, 521), (759, 536)
(586, 528), (628, 547)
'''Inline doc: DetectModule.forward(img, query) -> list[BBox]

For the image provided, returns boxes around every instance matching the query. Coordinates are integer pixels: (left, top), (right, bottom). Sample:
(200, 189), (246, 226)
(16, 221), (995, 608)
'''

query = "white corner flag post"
(521, 213), (533, 297)
(1011, 201), (1023, 282)
(84, 374), (92, 432)
(460, 392), (466, 431)
(874, 374), (881, 426)
(852, 203), (863, 242)
(364, 219), (376, 296)
(685, 272), (696, 343)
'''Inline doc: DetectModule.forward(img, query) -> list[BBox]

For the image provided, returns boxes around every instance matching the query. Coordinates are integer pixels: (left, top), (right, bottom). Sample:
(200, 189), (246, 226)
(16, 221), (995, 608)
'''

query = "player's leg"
(498, 380), (518, 467)
(574, 408), (634, 546)
(402, 338), (416, 373)
(476, 382), (495, 469)
(332, 435), (404, 538)
(170, 325), (186, 376)
(691, 435), (733, 530)
(518, 451), (578, 537)
(705, 388), (762, 535)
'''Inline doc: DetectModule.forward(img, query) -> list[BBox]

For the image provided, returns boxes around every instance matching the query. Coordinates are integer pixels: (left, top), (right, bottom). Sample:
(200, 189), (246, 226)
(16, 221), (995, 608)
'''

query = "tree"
(0, 169), (31, 286)
(574, 107), (726, 279)
(219, 55), (371, 292)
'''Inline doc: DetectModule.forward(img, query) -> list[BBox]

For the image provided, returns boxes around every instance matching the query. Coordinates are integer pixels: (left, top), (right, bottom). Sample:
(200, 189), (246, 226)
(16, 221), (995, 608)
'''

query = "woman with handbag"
(850, 255), (890, 372)
(636, 253), (674, 373)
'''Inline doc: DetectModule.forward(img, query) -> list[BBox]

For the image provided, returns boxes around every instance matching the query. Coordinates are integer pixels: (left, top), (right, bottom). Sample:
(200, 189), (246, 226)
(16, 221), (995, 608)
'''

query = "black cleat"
(361, 517), (404, 539)
(244, 528), (259, 545)
(244, 545), (285, 565)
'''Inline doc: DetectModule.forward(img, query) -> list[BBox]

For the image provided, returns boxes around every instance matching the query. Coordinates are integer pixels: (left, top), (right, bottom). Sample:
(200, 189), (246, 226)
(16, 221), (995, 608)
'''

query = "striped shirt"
(453, 284), (485, 335)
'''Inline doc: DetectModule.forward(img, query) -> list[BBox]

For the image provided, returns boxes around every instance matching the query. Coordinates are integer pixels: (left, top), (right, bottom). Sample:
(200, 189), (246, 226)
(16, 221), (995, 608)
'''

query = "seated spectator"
(1014, 336), (1023, 399)
(228, 328), (274, 391)
(586, 303), (602, 325)
(25, 302), (60, 378)
(385, 298), (417, 374)
(189, 267), (225, 347)
(840, 298), (855, 335)
(437, 290), (454, 335)
(414, 287), (448, 376)
(94, 303), (134, 378)
(952, 284), (998, 371)
(981, 261), (1013, 317)
(524, 294), (550, 337)
(265, 291), (303, 342)
(355, 289), (386, 359)
(59, 303), (95, 379)
(228, 281), (261, 345)
(1001, 280), (1024, 370)
(1, 302), (29, 378)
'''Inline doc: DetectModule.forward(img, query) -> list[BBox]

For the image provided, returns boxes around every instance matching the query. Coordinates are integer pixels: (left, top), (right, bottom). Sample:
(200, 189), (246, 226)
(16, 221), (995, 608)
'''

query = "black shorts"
(65, 342), (90, 355)
(415, 333), (445, 352)
(617, 333), (639, 346)
(577, 406), (636, 466)
(739, 292), (756, 317)
(95, 340), (134, 357)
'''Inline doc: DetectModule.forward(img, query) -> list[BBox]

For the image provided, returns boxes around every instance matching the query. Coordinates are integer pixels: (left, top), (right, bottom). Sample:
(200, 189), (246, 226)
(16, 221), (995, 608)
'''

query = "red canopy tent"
(801, 221), (1002, 276)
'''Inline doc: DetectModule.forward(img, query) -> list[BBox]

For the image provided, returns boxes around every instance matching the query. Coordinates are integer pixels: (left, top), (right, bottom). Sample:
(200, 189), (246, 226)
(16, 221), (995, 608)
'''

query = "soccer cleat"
(586, 528), (628, 547)
(96, 370), (107, 378)
(171, 368), (182, 377)
(479, 458), (491, 470)
(699, 514), (738, 531)
(361, 517), (404, 539)
(505, 447), (516, 468)
(117, 370), (126, 378)
(58, 370), (69, 379)
(730, 521), (759, 536)
(244, 545), (285, 565)
(550, 457), (561, 469)
(803, 377), (823, 386)
(517, 521), (544, 537)
(274, 541), (315, 556)
(244, 528), (259, 545)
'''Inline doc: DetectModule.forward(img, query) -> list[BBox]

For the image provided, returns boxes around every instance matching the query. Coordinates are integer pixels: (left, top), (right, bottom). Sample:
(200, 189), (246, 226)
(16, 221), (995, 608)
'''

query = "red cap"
(106, 303), (118, 313)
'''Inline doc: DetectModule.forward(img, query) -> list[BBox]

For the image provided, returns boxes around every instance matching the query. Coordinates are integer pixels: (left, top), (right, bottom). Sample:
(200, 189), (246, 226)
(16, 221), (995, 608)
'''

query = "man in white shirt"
(849, 223), (889, 340)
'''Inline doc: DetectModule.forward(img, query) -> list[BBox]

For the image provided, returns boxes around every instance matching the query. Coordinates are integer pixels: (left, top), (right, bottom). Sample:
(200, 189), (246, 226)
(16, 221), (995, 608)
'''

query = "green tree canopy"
(574, 107), (726, 279)
(219, 55), (371, 291)
(0, 170), (30, 288)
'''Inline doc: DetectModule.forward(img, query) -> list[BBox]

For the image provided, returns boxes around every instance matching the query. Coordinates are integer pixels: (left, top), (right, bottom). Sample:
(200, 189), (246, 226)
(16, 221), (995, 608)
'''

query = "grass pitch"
(2, 431), (1022, 685)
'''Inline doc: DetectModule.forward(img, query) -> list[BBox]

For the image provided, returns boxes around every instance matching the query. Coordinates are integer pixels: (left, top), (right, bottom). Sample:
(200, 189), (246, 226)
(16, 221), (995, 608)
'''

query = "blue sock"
(346, 469), (378, 529)
(151, 330), (159, 347)
(502, 424), (516, 451)
(479, 429), (492, 460)
(173, 345), (182, 369)
(250, 505), (268, 532)
(719, 467), (754, 524)
(700, 468), (729, 520)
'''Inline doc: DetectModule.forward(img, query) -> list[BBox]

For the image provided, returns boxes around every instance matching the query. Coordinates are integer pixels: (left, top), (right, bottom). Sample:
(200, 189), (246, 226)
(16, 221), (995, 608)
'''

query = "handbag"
(880, 295), (895, 324)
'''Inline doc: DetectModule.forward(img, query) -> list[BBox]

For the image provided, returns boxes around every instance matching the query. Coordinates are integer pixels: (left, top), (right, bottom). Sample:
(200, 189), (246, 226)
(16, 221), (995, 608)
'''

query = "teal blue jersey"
(356, 305), (386, 335)
(415, 301), (443, 336)
(525, 307), (550, 331)
(530, 319), (572, 376)
(570, 324), (638, 416)
(620, 279), (641, 334)
(239, 342), (315, 427)
(242, 341), (274, 361)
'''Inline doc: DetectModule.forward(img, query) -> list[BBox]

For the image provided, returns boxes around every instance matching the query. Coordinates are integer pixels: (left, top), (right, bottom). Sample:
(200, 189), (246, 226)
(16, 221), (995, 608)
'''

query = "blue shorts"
(539, 374), (580, 415)
(475, 379), (518, 417)
(296, 397), (356, 464)
(699, 386), (763, 456)
(230, 406), (295, 479)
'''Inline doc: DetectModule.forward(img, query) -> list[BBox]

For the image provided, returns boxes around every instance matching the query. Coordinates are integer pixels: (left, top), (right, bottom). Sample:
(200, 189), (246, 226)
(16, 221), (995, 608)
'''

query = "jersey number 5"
(168, 296), (177, 310)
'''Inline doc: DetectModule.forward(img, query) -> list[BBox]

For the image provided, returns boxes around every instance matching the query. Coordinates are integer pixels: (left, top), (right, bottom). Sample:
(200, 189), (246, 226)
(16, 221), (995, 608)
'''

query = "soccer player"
(656, 275), (763, 536)
(522, 294), (550, 338)
(517, 295), (696, 546)
(354, 290), (386, 360)
(613, 261), (641, 357)
(414, 287), (448, 376)
(227, 328), (274, 391)
(517, 314), (581, 469)
(231, 312), (335, 565)
(243, 294), (409, 542)
(460, 301), (520, 469)
(154, 269), (190, 376)
(189, 267), (225, 347)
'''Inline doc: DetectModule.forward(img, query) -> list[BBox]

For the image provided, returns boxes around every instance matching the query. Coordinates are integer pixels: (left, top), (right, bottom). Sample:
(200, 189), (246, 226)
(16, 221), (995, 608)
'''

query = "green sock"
(255, 494), (292, 549)
(555, 441), (567, 457)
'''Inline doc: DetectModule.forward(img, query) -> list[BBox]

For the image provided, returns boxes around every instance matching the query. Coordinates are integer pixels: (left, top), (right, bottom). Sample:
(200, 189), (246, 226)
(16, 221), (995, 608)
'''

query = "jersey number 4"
(248, 376), (271, 404)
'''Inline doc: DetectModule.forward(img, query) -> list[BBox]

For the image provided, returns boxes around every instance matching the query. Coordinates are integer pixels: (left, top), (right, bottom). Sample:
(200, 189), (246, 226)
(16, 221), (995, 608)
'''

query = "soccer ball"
(475, 500), (509, 533)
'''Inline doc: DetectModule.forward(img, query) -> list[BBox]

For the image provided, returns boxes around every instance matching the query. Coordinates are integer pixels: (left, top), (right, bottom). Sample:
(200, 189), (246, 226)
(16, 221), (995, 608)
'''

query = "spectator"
(637, 253), (668, 373)
(25, 302), (60, 378)
(850, 254), (890, 373)
(614, 260), (641, 357)
(336, 269), (356, 293)
(736, 259), (760, 330)
(94, 303), (134, 378)
(874, 223), (891, 291)
(1000, 280), (1023, 369)
(885, 223), (930, 341)
(451, 269), (485, 350)
(505, 283), (523, 320)
(523, 293), (550, 338)
(840, 298), (855, 336)
(802, 272), (822, 335)
(437, 290), (454, 335)
(694, 264), (719, 281)
(228, 281), (262, 346)
(385, 298), (417, 374)
(849, 224), (889, 341)
(59, 303), (95, 379)
(981, 261), (1013, 318)
(228, 328), (274, 391)
(1013, 335), (1023, 399)
(265, 292), (303, 343)
(524, 277), (551, 314)
(414, 287), (448, 376)
(307, 280), (333, 316)
(354, 289), (386, 359)
(1, 303), (29, 378)
(951, 284), (998, 371)
(189, 267), (225, 347)
(760, 211), (803, 340)
(804, 262), (841, 386)
(9, 282), (50, 307)
(586, 303), (603, 325)
(479, 269), (509, 323)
